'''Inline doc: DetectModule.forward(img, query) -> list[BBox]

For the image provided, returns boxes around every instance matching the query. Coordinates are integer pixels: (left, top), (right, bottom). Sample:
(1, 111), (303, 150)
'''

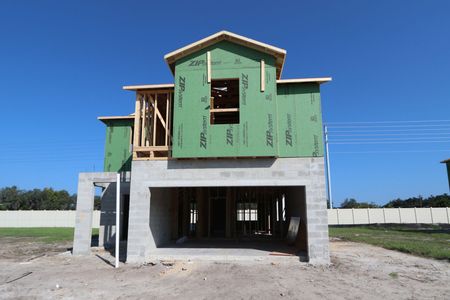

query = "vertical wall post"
(207, 51), (211, 83)
(141, 95), (146, 147)
(446, 207), (450, 224)
(430, 207), (434, 224)
(153, 94), (158, 147)
(115, 173), (120, 268)
(165, 93), (169, 146)
(324, 125), (333, 208)
(414, 207), (418, 223)
(260, 59), (265, 92)
(133, 93), (142, 149)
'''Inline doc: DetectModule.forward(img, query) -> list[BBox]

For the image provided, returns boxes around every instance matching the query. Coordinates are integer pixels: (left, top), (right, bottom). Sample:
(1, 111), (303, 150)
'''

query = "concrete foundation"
(126, 157), (329, 264)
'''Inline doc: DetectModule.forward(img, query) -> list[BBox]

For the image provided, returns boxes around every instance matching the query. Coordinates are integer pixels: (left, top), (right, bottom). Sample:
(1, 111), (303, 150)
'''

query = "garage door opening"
(150, 186), (308, 259)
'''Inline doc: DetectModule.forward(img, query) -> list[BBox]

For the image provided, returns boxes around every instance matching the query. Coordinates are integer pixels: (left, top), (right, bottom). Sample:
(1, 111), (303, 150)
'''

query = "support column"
(305, 158), (330, 265)
(126, 176), (153, 263)
(73, 174), (95, 255)
(73, 172), (117, 255)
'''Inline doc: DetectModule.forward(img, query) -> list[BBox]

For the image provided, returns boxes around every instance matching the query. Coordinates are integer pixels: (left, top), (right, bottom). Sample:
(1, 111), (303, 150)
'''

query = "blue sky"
(0, 1), (449, 206)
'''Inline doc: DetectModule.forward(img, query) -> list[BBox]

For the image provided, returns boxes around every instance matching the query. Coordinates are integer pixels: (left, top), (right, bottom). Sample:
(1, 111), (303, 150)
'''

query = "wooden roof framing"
(276, 77), (332, 85)
(98, 115), (135, 123)
(123, 83), (174, 91)
(163, 30), (287, 79)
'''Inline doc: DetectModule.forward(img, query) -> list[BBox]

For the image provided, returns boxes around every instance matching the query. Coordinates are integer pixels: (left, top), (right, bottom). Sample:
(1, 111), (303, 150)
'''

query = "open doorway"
(121, 194), (130, 241)
(209, 187), (226, 237)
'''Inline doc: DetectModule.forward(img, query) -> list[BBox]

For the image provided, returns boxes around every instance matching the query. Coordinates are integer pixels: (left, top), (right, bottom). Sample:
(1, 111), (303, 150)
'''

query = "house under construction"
(73, 31), (331, 264)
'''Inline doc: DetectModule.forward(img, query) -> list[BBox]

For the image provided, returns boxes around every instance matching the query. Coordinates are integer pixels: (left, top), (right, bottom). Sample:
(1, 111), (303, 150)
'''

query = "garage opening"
(149, 186), (307, 258)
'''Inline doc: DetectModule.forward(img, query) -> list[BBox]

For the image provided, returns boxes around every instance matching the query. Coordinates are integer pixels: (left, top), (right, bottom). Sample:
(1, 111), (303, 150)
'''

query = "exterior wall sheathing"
(103, 119), (133, 172)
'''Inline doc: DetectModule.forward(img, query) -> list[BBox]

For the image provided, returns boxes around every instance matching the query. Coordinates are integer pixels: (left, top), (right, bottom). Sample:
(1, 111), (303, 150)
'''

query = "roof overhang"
(98, 115), (135, 124)
(441, 158), (450, 163)
(276, 77), (332, 85)
(164, 31), (287, 79)
(122, 83), (174, 91)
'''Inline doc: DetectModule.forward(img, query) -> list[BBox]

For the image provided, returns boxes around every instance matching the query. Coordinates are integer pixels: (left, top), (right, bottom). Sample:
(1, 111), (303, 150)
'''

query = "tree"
(340, 198), (379, 208)
(0, 186), (78, 210)
(384, 194), (450, 208)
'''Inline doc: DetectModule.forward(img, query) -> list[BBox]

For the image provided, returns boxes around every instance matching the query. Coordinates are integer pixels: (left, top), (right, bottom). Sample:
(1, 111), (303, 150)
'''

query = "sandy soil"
(0, 238), (448, 300)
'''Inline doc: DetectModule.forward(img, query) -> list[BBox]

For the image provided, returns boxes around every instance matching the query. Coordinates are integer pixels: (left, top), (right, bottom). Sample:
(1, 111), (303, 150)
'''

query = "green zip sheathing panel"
(103, 119), (133, 172)
(276, 83), (324, 157)
(172, 41), (278, 158)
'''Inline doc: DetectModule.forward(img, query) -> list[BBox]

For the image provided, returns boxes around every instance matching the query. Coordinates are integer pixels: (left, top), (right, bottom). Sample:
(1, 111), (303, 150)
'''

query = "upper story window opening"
(210, 79), (239, 125)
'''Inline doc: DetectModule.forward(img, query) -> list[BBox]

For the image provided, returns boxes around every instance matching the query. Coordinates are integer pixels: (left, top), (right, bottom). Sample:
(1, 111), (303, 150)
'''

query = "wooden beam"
(165, 93), (169, 146)
(153, 94), (157, 146)
(147, 98), (151, 146)
(148, 94), (166, 129)
(207, 51), (211, 83)
(134, 146), (170, 151)
(261, 59), (265, 92)
(133, 93), (142, 147)
(141, 94), (146, 147)
(210, 108), (239, 113)
(168, 92), (172, 146)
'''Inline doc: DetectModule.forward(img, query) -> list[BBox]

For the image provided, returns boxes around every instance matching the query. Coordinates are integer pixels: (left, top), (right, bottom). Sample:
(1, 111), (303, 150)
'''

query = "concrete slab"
(145, 240), (306, 262)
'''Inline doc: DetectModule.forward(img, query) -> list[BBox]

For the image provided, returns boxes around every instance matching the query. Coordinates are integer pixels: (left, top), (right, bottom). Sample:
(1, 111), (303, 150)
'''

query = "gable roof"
(164, 30), (287, 79)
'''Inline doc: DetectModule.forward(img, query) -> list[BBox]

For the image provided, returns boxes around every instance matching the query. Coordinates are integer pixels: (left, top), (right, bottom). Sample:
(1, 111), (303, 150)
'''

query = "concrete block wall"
(98, 182), (130, 248)
(149, 188), (173, 247)
(126, 157), (330, 265)
(304, 160), (330, 264)
(73, 172), (117, 255)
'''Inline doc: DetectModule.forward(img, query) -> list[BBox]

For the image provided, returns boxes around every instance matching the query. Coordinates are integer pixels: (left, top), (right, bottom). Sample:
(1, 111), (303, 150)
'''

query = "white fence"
(0, 208), (449, 228)
(328, 207), (450, 225)
(0, 211), (101, 228)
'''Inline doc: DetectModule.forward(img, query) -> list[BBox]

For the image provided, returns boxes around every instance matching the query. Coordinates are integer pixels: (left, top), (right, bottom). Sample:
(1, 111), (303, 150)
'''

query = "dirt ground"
(0, 237), (449, 300)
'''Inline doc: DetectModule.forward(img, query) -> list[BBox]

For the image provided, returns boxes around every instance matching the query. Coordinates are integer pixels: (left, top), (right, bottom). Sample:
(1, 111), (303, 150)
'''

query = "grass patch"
(389, 272), (398, 279)
(0, 227), (99, 243)
(329, 224), (450, 261)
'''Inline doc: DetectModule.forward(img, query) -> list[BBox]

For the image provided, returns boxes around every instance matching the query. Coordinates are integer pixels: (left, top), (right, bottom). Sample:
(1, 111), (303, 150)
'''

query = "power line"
(332, 149), (449, 154)
(325, 119), (450, 125)
(326, 124), (450, 128)
(330, 137), (450, 142)
(330, 132), (450, 137)
(329, 140), (450, 145)
(328, 128), (450, 133)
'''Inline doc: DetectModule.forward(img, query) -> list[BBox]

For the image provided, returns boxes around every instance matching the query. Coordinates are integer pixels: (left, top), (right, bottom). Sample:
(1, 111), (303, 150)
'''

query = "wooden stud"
(168, 92), (172, 145)
(210, 108), (239, 113)
(261, 59), (265, 92)
(133, 93), (142, 147)
(148, 99), (152, 146)
(149, 94), (166, 129)
(207, 51), (211, 83)
(153, 94), (158, 146)
(165, 93), (169, 146)
(141, 94), (146, 147)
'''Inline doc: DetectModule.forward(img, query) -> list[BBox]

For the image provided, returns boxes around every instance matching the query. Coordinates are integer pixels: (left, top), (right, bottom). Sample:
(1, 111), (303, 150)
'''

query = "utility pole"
(324, 125), (333, 209)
